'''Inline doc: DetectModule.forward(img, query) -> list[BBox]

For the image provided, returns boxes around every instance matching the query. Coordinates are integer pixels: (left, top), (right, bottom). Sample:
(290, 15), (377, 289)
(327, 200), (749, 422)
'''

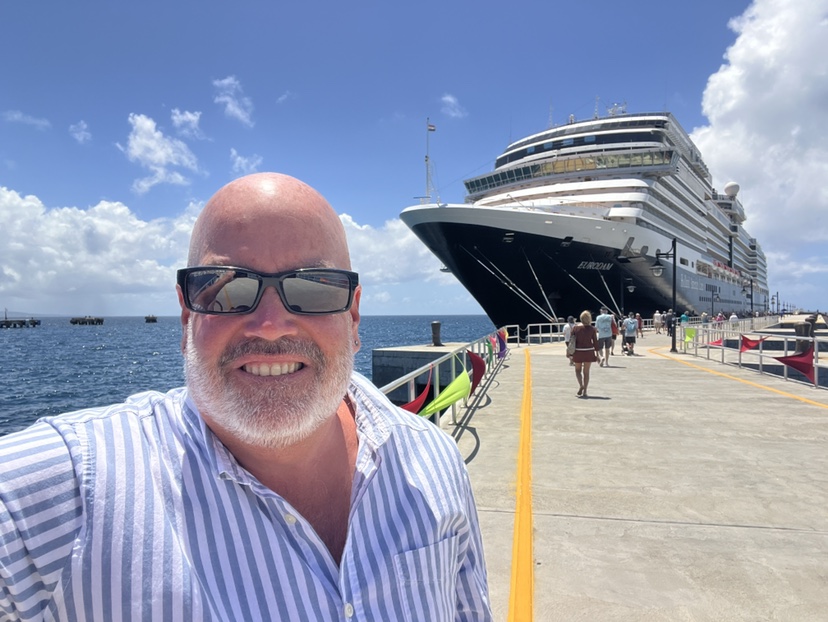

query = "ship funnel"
(723, 182), (740, 198)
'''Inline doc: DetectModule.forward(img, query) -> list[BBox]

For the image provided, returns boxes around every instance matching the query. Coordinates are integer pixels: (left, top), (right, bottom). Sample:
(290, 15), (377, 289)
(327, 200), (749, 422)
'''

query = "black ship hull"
(407, 216), (754, 330)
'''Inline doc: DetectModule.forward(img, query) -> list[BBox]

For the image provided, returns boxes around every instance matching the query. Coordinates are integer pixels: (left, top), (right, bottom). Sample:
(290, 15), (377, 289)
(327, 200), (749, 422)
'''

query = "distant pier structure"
(1, 309), (40, 328)
(70, 316), (104, 325)
(0, 318), (41, 328)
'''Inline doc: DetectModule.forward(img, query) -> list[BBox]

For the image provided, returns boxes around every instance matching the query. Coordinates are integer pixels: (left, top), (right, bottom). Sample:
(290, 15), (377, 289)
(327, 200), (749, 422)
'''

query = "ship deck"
(448, 330), (828, 620)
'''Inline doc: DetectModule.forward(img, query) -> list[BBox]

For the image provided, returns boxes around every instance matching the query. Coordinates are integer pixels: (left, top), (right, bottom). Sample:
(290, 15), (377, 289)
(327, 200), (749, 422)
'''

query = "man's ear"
(177, 285), (190, 355)
(349, 285), (362, 351)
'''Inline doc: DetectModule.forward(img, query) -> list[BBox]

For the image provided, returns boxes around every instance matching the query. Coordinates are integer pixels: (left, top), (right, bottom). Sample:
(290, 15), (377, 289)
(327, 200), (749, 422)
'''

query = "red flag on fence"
(740, 335), (769, 352)
(774, 345), (815, 384)
(467, 350), (486, 395)
(401, 366), (432, 414)
(709, 338), (723, 347)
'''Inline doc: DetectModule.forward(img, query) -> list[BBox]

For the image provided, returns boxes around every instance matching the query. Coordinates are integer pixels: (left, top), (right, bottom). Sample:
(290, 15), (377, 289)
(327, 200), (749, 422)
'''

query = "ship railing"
(677, 318), (826, 390)
(378, 329), (509, 428)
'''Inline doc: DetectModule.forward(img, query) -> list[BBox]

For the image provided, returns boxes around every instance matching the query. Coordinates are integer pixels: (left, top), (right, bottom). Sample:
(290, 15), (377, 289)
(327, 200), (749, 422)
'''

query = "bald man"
(0, 174), (493, 621)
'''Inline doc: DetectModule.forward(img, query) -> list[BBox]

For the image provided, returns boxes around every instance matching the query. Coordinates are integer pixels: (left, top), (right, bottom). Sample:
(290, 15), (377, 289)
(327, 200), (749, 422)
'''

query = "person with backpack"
(623, 312), (639, 355)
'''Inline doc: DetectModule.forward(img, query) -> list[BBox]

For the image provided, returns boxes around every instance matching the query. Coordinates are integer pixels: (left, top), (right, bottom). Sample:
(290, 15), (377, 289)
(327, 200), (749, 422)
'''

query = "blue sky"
(1, 0), (825, 317)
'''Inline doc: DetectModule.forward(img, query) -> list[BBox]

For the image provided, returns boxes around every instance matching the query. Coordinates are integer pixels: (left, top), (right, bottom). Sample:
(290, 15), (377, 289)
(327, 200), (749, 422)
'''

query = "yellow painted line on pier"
(508, 348), (534, 621)
(652, 348), (828, 410)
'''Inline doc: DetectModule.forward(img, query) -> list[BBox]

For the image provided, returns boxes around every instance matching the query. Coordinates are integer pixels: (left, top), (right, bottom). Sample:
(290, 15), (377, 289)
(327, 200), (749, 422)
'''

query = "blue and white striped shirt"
(0, 372), (492, 621)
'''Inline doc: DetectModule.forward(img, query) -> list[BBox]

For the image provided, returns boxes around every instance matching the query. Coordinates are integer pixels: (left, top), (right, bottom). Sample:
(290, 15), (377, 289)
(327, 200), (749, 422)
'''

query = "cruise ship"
(400, 108), (769, 330)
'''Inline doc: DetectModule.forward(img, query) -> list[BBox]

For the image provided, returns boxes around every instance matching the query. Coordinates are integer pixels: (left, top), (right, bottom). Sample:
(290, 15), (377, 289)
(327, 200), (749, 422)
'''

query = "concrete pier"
(372, 342), (470, 403)
(0, 318), (40, 328)
(448, 330), (828, 620)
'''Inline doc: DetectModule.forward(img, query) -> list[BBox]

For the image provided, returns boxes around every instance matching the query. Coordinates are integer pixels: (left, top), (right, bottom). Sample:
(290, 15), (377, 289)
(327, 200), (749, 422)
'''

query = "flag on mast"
(427, 123), (436, 131)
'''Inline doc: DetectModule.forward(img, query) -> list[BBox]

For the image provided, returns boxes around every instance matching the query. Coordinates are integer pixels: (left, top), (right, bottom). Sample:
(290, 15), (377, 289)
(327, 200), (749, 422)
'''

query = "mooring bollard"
(793, 320), (814, 354)
(431, 321), (443, 346)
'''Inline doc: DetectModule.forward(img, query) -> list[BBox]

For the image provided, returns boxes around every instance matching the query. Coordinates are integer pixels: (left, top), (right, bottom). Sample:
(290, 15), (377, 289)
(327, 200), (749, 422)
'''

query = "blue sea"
(0, 315), (494, 436)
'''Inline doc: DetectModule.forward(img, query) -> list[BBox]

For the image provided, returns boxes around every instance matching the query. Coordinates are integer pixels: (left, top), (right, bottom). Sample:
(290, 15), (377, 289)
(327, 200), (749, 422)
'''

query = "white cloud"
(0, 182), (479, 317)
(230, 148), (263, 175)
(276, 91), (295, 104)
(691, 0), (828, 308)
(0, 185), (195, 316)
(69, 120), (91, 144)
(2, 110), (51, 130)
(118, 113), (199, 194)
(171, 108), (205, 139)
(213, 76), (254, 127)
(441, 94), (467, 119)
(341, 214), (439, 284)
(340, 214), (479, 314)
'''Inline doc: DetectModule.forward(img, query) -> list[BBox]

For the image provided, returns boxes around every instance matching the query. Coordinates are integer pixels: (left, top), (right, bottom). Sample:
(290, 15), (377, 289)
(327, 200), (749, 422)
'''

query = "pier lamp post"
(650, 237), (678, 353)
(619, 278), (636, 315)
(741, 278), (754, 328)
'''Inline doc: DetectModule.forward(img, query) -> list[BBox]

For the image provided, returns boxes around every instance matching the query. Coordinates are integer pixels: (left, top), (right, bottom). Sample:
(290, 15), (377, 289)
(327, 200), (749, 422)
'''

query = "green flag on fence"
(420, 364), (471, 417)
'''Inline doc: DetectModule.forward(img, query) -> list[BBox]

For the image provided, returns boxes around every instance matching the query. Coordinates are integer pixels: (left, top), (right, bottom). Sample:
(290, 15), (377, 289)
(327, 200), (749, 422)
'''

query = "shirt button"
(343, 603), (354, 618)
(284, 513), (297, 525)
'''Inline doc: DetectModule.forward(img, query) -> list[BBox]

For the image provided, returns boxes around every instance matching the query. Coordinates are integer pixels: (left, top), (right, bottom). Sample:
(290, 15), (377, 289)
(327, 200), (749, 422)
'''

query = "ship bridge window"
(494, 131), (665, 167)
(467, 149), (674, 195)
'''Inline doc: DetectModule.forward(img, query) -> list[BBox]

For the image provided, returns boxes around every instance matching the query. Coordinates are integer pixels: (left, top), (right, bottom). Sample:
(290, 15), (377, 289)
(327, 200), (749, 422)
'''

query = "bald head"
(188, 173), (351, 271)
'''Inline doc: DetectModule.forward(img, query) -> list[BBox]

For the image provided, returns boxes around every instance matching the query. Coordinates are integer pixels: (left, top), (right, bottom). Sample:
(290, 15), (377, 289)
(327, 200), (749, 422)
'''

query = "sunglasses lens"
(186, 269), (260, 314)
(182, 268), (356, 315)
(282, 271), (353, 313)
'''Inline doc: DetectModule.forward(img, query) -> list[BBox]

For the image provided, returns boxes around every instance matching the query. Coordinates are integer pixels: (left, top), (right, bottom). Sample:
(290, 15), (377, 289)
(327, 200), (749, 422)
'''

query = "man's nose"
(242, 286), (299, 338)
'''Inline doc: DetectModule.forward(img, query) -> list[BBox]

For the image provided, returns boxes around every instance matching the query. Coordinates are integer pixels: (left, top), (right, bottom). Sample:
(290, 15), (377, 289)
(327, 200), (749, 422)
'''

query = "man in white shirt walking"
(623, 312), (639, 355)
(595, 306), (614, 367)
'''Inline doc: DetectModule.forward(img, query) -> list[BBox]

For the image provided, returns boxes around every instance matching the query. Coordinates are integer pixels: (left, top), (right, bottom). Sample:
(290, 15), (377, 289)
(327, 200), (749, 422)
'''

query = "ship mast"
(423, 118), (439, 202)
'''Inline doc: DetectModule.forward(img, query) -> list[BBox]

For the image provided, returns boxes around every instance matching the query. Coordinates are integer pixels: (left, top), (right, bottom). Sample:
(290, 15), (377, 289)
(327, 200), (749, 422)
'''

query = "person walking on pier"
(653, 310), (663, 334)
(563, 315), (576, 365)
(595, 306), (613, 367)
(571, 310), (601, 397)
(664, 308), (675, 337)
(0, 173), (493, 620)
(623, 312), (639, 355)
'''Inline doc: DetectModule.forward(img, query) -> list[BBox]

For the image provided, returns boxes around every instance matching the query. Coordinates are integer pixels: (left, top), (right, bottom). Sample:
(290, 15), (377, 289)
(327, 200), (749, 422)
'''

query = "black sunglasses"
(178, 266), (359, 316)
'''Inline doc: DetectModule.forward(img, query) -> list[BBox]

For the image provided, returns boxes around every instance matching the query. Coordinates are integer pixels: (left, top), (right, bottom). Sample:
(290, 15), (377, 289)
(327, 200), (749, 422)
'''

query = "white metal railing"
(378, 329), (509, 426)
(678, 320), (825, 390)
(525, 322), (567, 344)
(377, 315), (800, 426)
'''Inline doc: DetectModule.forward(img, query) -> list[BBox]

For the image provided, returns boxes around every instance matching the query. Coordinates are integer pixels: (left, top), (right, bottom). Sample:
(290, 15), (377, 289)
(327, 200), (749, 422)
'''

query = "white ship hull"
(401, 111), (768, 329)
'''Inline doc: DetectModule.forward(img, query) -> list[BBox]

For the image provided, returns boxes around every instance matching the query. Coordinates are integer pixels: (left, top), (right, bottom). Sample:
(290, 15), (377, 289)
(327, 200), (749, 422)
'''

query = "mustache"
(219, 337), (324, 366)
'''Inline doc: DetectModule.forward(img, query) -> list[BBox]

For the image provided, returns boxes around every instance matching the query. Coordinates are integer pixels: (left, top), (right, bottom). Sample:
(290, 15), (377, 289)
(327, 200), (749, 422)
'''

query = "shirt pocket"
(394, 534), (460, 622)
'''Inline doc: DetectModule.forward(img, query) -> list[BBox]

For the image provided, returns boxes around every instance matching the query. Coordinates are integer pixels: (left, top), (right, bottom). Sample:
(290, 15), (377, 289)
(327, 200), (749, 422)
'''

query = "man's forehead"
(191, 190), (350, 268)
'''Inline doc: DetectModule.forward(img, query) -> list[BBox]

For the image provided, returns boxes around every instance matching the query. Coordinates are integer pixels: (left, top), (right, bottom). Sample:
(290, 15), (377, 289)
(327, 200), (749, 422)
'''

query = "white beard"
(184, 321), (354, 449)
